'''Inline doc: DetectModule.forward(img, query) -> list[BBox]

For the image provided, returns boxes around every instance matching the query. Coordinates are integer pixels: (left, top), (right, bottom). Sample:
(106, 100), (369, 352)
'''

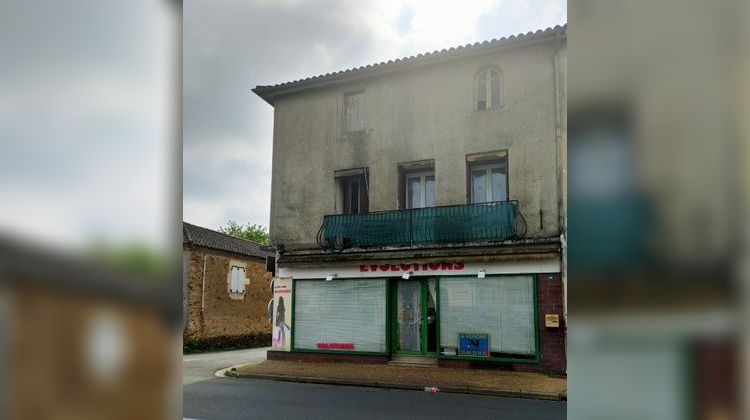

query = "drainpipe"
(553, 29), (568, 377)
(201, 254), (207, 313)
(553, 31), (567, 320)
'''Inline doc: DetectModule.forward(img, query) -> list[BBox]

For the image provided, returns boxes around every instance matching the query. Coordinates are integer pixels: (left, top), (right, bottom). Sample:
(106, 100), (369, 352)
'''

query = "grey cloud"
(0, 0), (174, 248)
(183, 0), (566, 230)
(183, 0), (384, 228)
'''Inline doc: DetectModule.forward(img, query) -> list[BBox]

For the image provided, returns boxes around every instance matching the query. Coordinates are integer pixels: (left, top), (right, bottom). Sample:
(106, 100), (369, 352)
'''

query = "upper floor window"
(335, 168), (369, 214)
(345, 91), (365, 132)
(475, 68), (501, 110)
(398, 160), (435, 209)
(406, 172), (435, 209)
(467, 151), (508, 203)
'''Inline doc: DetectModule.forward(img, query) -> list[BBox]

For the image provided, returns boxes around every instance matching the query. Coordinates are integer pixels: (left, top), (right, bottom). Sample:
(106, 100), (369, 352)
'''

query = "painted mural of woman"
(272, 296), (291, 347)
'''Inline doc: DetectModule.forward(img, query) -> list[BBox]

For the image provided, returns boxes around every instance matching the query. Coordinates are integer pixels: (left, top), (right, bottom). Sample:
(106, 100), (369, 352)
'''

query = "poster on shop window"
(458, 332), (490, 357)
(271, 277), (292, 351)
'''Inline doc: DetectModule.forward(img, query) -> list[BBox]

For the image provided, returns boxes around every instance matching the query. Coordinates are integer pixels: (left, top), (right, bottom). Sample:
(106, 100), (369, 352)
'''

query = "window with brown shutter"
(335, 168), (369, 214)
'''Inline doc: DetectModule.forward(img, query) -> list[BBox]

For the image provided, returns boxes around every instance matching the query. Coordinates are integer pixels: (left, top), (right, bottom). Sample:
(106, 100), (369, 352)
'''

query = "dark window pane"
(350, 180), (359, 214)
(425, 175), (435, 207)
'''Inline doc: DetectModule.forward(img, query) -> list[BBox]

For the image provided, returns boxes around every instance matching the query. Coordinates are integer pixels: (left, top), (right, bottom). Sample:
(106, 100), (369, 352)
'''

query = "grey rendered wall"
(270, 40), (565, 249)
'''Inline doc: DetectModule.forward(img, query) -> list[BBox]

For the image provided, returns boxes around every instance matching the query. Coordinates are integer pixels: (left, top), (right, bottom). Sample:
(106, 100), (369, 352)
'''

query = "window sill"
(229, 292), (246, 300)
(341, 129), (372, 141)
(474, 105), (503, 112)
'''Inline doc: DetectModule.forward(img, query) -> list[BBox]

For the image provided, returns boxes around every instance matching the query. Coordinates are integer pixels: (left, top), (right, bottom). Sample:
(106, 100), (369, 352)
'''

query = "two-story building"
(253, 25), (566, 375)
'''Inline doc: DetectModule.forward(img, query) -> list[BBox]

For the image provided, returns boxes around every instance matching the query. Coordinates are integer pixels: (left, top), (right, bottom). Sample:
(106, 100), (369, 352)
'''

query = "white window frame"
(475, 69), (501, 110)
(405, 171), (435, 209)
(470, 163), (508, 203)
(229, 266), (246, 294)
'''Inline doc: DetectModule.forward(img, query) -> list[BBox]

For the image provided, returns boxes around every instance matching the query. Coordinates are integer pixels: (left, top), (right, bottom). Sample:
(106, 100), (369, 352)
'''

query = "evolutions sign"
(359, 262), (465, 272)
(277, 258), (560, 279)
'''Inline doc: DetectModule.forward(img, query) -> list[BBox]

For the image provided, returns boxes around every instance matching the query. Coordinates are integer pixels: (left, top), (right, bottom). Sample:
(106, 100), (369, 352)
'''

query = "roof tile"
(252, 24), (566, 104)
(183, 222), (272, 260)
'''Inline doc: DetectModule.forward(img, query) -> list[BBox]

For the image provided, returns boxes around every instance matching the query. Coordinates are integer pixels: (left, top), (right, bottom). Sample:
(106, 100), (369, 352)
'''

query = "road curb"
(225, 371), (566, 402)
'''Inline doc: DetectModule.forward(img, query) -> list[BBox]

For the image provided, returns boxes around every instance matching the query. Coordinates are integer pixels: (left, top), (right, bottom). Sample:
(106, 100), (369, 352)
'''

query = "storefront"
(271, 258), (564, 370)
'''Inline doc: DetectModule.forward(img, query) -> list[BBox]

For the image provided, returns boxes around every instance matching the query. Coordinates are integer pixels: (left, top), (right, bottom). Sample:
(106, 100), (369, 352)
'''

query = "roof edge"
(252, 24), (566, 106)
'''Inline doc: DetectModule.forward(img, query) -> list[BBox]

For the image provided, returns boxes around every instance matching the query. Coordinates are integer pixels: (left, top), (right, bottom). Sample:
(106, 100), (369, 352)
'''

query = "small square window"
(344, 92), (365, 133)
(230, 266), (246, 294)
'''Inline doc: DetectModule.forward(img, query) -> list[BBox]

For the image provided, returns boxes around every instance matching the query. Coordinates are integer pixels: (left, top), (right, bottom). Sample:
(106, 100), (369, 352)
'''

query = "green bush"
(183, 332), (272, 354)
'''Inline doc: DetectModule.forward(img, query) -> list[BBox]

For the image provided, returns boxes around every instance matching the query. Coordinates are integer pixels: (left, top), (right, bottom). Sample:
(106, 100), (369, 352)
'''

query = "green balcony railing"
(319, 201), (520, 251)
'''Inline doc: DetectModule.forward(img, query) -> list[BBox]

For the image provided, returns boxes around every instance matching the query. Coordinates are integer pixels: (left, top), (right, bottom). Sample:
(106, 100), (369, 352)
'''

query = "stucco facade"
(254, 26), (567, 375)
(266, 34), (567, 249)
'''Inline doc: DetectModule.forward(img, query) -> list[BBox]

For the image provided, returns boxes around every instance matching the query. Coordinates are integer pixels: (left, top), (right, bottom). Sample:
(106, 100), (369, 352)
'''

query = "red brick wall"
(267, 350), (389, 364)
(536, 272), (566, 375)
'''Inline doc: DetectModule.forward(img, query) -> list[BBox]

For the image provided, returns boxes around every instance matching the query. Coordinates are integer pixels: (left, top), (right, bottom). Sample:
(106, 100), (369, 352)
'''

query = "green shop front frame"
(390, 278), (438, 356)
(435, 274), (540, 364)
(288, 273), (541, 365)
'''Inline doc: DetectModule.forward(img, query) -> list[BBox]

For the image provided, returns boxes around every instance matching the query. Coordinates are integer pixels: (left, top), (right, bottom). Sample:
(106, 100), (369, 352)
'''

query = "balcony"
(319, 201), (521, 251)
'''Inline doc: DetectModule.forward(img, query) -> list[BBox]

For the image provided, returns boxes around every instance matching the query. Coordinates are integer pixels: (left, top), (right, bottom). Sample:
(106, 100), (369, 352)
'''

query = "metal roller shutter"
(294, 279), (387, 353)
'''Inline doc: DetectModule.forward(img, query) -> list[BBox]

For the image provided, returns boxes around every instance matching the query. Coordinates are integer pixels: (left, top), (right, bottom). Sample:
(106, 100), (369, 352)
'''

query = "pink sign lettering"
(358, 262), (465, 272)
(316, 342), (355, 350)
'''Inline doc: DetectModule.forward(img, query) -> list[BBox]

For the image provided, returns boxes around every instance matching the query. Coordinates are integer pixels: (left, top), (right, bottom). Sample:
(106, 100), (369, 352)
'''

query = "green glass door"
(393, 278), (437, 355)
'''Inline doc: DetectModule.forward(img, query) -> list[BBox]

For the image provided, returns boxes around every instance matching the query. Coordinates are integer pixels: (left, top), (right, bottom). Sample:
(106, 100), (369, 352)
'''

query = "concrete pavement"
(182, 347), (270, 385)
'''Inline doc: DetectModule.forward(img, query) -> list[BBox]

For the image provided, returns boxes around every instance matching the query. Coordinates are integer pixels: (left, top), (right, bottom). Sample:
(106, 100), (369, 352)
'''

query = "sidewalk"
(227, 360), (567, 401)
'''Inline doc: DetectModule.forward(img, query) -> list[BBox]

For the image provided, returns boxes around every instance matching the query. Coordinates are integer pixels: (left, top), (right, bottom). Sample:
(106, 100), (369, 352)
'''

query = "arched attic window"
(475, 67), (501, 110)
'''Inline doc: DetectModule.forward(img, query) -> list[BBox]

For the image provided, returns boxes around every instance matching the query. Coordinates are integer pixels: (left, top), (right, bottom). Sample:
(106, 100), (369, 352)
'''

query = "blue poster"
(458, 333), (490, 357)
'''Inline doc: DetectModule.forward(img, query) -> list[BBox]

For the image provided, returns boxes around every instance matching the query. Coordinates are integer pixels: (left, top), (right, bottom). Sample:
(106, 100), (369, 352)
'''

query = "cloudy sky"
(0, 0), (176, 250)
(183, 0), (566, 231)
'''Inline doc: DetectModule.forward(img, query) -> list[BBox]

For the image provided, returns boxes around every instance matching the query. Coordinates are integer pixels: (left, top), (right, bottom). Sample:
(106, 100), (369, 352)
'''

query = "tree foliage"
(87, 239), (168, 281)
(218, 220), (270, 245)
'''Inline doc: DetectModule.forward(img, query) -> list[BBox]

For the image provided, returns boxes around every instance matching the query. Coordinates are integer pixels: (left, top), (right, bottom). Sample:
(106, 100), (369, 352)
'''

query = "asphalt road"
(182, 349), (566, 420)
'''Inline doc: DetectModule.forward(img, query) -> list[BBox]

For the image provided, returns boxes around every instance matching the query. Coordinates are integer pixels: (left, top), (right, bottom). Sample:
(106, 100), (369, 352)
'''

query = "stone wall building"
(253, 25), (566, 375)
(0, 236), (177, 419)
(182, 222), (273, 344)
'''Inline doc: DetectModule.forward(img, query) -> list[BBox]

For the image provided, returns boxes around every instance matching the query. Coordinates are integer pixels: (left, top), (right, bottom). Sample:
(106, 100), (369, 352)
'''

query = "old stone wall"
(184, 246), (273, 340)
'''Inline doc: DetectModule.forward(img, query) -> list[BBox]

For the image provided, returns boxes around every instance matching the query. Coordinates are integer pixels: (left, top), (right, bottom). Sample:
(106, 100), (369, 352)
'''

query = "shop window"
(398, 160), (435, 210)
(335, 169), (369, 214)
(294, 279), (387, 353)
(439, 275), (535, 357)
(229, 266), (246, 294)
(344, 91), (365, 133)
(475, 67), (501, 110)
(467, 151), (508, 203)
